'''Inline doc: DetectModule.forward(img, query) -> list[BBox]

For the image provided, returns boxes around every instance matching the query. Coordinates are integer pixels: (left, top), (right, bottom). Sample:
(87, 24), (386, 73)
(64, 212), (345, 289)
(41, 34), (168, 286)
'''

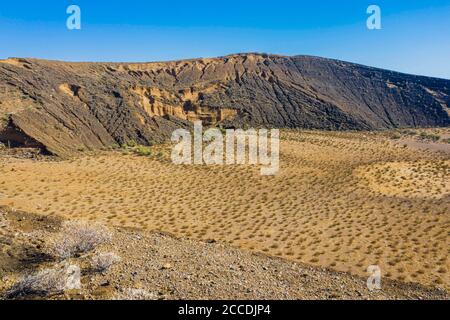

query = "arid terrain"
(0, 206), (448, 300)
(0, 53), (449, 300)
(1, 128), (449, 298)
(1, 54), (449, 157)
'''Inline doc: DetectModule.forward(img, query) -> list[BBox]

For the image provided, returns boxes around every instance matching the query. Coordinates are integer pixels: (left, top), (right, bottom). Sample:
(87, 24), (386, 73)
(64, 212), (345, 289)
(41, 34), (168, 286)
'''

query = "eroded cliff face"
(0, 54), (449, 156)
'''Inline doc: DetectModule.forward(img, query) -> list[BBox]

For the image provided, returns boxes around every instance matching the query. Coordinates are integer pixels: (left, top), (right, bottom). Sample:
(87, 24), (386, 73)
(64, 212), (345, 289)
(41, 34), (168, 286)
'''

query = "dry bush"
(114, 288), (157, 300)
(46, 221), (112, 259)
(6, 264), (80, 299)
(91, 252), (121, 272)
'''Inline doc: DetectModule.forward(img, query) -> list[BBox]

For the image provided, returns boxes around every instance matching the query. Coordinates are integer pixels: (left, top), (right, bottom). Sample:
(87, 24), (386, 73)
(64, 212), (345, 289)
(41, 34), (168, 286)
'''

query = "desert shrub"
(46, 221), (112, 260)
(91, 252), (121, 272)
(114, 288), (157, 300)
(419, 132), (440, 142)
(402, 129), (418, 136)
(134, 146), (152, 156)
(6, 264), (81, 299)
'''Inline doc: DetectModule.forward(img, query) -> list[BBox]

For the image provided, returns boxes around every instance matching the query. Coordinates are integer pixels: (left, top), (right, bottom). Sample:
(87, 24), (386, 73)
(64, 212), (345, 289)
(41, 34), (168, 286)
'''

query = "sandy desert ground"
(0, 129), (449, 290)
(1, 207), (448, 300)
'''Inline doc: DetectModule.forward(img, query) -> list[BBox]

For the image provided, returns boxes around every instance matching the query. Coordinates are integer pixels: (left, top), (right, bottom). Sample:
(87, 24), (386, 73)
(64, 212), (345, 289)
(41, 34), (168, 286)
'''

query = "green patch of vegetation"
(134, 146), (152, 156)
(120, 141), (152, 157)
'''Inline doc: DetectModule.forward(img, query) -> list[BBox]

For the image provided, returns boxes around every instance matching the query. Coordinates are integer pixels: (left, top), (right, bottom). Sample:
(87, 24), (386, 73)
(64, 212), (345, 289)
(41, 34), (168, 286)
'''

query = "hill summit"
(1, 53), (449, 156)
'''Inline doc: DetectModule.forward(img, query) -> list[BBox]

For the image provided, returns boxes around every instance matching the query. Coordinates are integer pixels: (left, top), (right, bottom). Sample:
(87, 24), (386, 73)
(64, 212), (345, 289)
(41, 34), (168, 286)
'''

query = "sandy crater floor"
(0, 130), (449, 289)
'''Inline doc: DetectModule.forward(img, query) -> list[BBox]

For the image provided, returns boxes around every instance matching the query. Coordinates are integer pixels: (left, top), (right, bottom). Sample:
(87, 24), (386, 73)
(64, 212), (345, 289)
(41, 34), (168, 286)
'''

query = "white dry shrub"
(46, 220), (112, 259)
(6, 264), (81, 299)
(91, 252), (121, 272)
(114, 288), (158, 300)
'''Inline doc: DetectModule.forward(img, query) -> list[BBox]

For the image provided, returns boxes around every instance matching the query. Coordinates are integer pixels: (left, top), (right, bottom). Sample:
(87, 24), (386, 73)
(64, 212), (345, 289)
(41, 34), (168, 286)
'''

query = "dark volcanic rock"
(0, 53), (449, 156)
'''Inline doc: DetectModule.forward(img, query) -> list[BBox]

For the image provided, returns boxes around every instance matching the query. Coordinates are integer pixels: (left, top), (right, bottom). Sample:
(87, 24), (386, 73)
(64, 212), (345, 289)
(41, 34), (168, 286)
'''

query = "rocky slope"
(0, 53), (449, 157)
(1, 206), (448, 300)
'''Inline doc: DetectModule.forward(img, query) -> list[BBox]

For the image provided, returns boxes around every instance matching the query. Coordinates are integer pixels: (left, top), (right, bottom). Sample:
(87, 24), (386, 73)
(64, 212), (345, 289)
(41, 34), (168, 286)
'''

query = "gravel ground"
(1, 208), (448, 300)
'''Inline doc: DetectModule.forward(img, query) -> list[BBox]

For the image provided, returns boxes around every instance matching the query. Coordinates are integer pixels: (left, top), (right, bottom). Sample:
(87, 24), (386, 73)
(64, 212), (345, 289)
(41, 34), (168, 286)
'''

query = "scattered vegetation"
(91, 252), (121, 272)
(6, 264), (81, 299)
(114, 288), (157, 300)
(1, 213), (119, 299)
(1, 130), (448, 288)
(419, 132), (440, 142)
(45, 221), (112, 260)
(120, 140), (152, 157)
(390, 132), (402, 140)
(133, 146), (152, 157)
(401, 129), (418, 136)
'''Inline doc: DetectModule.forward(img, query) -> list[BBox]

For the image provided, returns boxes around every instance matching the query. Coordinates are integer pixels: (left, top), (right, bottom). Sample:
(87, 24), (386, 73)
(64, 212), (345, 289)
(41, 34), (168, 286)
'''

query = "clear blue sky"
(0, 1), (449, 78)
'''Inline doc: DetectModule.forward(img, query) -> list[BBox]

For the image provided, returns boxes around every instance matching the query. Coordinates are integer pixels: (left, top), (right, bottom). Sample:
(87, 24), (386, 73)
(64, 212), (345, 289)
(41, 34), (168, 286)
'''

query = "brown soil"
(0, 207), (448, 300)
(0, 130), (448, 291)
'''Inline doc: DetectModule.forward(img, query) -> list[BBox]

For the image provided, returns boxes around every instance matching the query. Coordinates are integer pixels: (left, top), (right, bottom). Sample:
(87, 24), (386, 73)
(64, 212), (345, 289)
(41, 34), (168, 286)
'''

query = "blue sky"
(0, 1), (449, 78)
